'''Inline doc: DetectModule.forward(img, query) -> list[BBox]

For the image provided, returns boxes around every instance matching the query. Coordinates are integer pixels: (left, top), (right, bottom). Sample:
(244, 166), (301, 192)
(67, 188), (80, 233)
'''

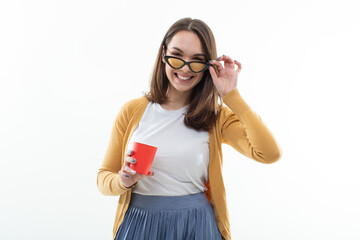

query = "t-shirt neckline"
(155, 103), (189, 114)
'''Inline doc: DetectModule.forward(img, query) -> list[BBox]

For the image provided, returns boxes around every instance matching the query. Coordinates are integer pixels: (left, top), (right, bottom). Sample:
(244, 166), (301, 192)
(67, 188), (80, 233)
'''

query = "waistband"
(129, 192), (209, 210)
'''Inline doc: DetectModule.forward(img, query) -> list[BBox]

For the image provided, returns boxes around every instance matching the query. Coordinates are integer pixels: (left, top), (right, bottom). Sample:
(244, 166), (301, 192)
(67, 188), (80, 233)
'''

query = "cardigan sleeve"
(221, 88), (282, 164)
(97, 102), (135, 196)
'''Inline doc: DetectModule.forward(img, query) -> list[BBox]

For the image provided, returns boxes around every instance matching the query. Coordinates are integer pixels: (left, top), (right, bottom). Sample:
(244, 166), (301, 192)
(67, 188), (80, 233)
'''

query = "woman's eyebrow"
(171, 47), (206, 58)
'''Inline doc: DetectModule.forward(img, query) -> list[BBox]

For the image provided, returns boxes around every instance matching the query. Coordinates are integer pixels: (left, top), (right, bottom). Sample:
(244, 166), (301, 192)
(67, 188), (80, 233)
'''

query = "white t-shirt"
(126, 102), (210, 196)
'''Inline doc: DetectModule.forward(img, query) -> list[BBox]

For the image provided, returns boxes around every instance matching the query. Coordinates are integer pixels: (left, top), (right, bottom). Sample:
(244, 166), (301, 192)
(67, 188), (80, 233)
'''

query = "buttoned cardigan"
(97, 88), (281, 240)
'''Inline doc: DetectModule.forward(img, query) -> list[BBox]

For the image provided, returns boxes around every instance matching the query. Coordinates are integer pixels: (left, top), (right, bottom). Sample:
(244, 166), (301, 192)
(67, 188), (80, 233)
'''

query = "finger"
(222, 55), (235, 70)
(118, 170), (131, 179)
(216, 55), (234, 64)
(216, 55), (223, 61)
(124, 156), (136, 166)
(209, 59), (223, 71)
(123, 165), (137, 175)
(209, 65), (218, 83)
(139, 171), (154, 177)
(221, 55), (234, 63)
(127, 150), (133, 156)
(234, 60), (242, 73)
(119, 172), (134, 188)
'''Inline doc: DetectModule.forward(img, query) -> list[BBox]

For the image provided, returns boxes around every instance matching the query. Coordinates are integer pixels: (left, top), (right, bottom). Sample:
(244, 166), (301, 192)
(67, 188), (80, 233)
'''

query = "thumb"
(209, 66), (219, 85)
(146, 171), (155, 177)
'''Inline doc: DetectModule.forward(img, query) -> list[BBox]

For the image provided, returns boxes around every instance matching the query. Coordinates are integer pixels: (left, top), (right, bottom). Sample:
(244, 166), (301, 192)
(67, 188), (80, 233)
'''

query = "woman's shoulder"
(123, 96), (149, 109)
(116, 96), (149, 117)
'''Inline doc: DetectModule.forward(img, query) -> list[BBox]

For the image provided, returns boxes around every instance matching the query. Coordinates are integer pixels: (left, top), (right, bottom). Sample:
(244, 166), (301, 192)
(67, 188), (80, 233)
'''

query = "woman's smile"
(174, 72), (194, 82)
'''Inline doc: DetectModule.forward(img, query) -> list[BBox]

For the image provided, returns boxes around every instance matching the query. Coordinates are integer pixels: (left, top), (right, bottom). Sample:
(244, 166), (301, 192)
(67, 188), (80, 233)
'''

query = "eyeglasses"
(164, 55), (210, 73)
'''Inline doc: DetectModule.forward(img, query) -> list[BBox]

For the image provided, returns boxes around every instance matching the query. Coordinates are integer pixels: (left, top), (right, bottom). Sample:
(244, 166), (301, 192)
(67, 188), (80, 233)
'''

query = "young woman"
(97, 18), (281, 240)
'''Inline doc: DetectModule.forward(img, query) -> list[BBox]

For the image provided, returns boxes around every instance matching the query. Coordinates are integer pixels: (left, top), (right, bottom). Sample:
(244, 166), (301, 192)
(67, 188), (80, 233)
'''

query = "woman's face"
(163, 30), (206, 97)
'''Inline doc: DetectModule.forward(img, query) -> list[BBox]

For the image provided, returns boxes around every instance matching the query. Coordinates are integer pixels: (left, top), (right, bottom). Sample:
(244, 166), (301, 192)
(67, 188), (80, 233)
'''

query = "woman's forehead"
(167, 31), (204, 55)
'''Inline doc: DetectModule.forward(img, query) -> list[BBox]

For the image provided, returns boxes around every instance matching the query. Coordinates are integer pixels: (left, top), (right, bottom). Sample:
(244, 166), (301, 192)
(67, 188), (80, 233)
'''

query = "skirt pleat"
(115, 192), (222, 240)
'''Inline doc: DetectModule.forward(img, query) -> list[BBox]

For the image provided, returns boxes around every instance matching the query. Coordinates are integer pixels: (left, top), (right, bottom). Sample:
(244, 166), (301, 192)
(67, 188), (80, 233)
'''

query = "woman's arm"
(209, 55), (281, 163)
(97, 103), (134, 196)
(221, 88), (282, 164)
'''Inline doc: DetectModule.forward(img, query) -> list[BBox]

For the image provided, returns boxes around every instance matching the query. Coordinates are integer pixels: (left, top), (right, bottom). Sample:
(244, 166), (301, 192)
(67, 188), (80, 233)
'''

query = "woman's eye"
(172, 52), (181, 56)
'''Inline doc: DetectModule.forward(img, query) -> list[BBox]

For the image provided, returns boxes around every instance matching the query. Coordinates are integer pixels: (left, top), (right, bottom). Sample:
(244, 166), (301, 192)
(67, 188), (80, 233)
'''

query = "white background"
(1, 0), (359, 239)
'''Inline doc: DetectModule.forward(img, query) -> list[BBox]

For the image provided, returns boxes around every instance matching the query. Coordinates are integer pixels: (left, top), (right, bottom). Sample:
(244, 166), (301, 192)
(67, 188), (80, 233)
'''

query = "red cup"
(129, 142), (158, 175)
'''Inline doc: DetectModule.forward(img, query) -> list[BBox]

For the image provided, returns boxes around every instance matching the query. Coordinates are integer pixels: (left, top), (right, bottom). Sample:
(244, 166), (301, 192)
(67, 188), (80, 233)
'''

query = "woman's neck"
(161, 88), (191, 110)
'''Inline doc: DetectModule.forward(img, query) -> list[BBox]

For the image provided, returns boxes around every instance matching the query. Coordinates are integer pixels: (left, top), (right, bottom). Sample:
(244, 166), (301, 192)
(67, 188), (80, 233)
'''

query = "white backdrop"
(1, 0), (359, 239)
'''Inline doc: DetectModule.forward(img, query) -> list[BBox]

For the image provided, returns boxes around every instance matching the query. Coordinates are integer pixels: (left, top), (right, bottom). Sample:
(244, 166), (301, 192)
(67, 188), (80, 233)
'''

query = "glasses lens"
(167, 57), (184, 69)
(189, 62), (208, 72)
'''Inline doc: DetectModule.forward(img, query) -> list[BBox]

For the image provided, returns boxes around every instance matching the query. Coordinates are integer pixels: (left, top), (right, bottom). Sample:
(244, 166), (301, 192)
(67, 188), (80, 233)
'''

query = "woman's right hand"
(118, 150), (154, 188)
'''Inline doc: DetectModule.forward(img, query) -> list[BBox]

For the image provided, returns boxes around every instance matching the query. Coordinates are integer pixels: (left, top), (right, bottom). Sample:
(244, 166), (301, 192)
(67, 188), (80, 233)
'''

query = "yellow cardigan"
(97, 88), (281, 240)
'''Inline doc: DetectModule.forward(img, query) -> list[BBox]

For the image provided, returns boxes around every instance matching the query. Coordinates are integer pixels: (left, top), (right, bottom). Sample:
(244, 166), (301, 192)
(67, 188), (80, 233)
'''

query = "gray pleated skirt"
(115, 192), (222, 240)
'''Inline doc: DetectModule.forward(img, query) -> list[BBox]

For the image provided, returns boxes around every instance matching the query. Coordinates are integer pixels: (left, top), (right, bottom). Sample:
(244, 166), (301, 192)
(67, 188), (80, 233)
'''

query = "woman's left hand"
(209, 55), (241, 98)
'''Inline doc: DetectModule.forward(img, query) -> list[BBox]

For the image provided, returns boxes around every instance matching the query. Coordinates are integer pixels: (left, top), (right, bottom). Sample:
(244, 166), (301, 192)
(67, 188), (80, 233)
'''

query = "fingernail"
(131, 158), (136, 163)
(216, 56), (221, 60)
(234, 60), (238, 62)
(125, 174), (130, 178)
(209, 60), (214, 63)
(130, 169), (136, 174)
(129, 150), (133, 154)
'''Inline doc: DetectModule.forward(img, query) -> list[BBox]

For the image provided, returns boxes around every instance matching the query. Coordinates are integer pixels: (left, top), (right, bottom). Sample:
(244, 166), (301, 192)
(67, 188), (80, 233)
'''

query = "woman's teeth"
(176, 74), (192, 80)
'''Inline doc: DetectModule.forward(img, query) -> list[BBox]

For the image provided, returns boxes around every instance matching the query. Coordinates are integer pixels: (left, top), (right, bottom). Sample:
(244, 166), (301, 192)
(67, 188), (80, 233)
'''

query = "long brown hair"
(144, 18), (222, 131)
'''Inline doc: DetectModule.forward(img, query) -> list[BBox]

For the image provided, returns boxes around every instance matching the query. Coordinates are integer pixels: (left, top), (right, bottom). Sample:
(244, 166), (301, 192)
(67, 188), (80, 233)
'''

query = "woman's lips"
(175, 73), (193, 81)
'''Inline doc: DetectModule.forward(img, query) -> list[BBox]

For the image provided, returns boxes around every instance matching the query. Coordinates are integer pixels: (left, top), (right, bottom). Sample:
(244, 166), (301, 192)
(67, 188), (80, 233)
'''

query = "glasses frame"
(163, 55), (211, 73)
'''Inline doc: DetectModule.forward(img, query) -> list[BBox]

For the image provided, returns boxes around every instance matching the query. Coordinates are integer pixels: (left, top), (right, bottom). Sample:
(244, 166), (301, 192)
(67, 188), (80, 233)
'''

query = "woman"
(97, 18), (281, 240)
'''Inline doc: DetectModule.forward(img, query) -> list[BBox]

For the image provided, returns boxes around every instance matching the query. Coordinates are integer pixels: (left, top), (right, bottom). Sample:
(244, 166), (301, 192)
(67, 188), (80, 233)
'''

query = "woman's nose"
(181, 63), (192, 72)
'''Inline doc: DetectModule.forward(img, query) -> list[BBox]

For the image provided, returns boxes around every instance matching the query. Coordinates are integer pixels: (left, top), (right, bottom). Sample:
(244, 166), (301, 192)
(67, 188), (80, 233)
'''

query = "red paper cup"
(129, 142), (157, 175)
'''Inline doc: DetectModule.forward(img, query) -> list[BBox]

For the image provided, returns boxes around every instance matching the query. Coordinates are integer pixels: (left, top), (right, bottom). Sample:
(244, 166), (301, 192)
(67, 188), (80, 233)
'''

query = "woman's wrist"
(123, 182), (137, 189)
